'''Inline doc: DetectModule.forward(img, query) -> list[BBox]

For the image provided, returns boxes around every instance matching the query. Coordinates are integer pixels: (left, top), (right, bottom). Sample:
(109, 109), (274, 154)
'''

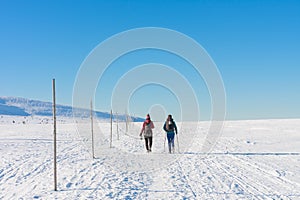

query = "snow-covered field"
(0, 115), (300, 199)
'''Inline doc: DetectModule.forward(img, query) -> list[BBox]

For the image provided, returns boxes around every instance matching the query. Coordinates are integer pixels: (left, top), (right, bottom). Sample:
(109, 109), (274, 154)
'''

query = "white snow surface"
(0, 115), (300, 199)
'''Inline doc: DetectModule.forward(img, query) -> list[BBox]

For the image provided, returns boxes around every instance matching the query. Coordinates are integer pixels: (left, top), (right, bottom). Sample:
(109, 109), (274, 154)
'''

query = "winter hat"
(145, 114), (151, 124)
(146, 114), (150, 119)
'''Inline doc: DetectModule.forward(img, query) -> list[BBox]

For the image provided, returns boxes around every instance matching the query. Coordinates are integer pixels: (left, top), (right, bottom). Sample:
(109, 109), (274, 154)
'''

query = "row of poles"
(90, 102), (132, 157)
(52, 79), (133, 191)
(91, 103), (114, 157)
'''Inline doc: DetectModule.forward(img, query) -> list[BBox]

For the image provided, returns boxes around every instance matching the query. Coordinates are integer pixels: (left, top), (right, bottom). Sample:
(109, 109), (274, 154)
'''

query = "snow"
(0, 115), (300, 199)
(0, 97), (143, 122)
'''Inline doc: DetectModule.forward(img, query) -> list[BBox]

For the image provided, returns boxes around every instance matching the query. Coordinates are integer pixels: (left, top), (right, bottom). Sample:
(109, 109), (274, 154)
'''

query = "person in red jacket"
(140, 114), (155, 152)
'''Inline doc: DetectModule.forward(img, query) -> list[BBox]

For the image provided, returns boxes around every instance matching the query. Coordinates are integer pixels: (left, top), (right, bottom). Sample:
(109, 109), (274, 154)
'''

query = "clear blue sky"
(0, 0), (299, 120)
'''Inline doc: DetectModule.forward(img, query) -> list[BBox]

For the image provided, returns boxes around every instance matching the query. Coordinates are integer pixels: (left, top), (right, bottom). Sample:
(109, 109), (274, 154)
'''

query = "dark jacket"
(163, 120), (177, 134)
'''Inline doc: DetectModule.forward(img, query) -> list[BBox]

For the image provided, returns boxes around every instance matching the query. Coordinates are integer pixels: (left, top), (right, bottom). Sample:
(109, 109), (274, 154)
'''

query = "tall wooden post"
(125, 110), (128, 133)
(91, 100), (95, 159)
(116, 112), (119, 140)
(110, 109), (112, 148)
(52, 79), (57, 191)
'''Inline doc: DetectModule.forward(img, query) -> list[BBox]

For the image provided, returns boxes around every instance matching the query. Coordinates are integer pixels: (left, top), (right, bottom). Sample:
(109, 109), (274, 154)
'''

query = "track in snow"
(1, 119), (300, 199)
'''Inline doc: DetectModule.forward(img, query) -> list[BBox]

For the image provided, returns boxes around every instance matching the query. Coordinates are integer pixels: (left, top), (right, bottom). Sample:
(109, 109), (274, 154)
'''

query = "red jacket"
(140, 120), (154, 136)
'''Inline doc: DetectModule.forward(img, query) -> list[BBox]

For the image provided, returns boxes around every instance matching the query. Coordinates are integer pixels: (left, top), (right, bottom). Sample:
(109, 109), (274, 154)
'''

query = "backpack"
(166, 121), (174, 132)
(144, 122), (152, 138)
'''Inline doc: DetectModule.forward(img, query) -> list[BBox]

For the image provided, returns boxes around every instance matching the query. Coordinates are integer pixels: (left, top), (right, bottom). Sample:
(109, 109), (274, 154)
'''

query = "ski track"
(228, 155), (300, 199)
(209, 156), (276, 199)
(232, 155), (300, 189)
(1, 119), (300, 199)
(209, 139), (299, 199)
(0, 139), (53, 199)
(220, 135), (300, 199)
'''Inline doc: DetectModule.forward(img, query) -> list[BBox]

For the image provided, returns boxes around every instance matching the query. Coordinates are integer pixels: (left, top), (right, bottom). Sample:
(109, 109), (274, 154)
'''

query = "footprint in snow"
(276, 170), (286, 177)
(231, 182), (244, 195)
(66, 182), (72, 188)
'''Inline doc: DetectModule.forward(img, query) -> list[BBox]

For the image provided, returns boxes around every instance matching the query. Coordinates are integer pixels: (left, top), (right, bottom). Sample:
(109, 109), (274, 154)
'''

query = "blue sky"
(0, 0), (300, 120)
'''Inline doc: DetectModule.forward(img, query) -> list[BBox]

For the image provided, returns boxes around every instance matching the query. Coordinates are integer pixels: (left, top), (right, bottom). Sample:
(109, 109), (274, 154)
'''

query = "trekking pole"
(176, 133), (180, 153)
(163, 134), (166, 152)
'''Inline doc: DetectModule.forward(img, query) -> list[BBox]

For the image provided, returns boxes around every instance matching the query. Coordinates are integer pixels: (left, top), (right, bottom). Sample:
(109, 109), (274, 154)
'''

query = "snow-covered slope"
(0, 117), (299, 199)
(0, 97), (143, 122)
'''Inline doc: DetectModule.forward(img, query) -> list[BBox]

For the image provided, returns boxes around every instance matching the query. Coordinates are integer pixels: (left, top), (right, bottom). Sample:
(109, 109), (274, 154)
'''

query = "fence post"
(116, 112), (119, 140)
(110, 109), (112, 148)
(125, 110), (128, 133)
(52, 79), (57, 191)
(91, 100), (95, 159)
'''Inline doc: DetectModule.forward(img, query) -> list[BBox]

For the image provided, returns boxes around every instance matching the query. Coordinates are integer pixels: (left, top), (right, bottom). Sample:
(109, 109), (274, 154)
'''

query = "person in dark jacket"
(163, 114), (178, 153)
(140, 114), (155, 152)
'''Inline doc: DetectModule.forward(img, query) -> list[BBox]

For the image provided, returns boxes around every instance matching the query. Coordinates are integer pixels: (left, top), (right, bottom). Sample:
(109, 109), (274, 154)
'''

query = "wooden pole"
(110, 109), (112, 148)
(91, 100), (95, 159)
(116, 112), (119, 140)
(52, 79), (57, 191)
(125, 110), (128, 133)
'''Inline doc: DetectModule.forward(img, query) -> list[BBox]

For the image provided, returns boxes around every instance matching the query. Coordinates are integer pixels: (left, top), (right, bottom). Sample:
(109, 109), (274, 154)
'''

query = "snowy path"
(0, 117), (300, 199)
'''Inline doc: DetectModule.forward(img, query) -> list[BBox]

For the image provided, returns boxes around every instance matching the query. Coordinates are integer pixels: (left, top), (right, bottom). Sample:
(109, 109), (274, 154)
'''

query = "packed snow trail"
(0, 116), (300, 199)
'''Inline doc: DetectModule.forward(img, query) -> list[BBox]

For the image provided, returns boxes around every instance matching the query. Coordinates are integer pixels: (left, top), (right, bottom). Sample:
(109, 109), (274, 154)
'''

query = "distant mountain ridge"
(0, 97), (143, 122)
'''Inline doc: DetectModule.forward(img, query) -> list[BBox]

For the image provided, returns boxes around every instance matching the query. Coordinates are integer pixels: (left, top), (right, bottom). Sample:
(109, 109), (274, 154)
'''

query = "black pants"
(144, 137), (152, 151)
